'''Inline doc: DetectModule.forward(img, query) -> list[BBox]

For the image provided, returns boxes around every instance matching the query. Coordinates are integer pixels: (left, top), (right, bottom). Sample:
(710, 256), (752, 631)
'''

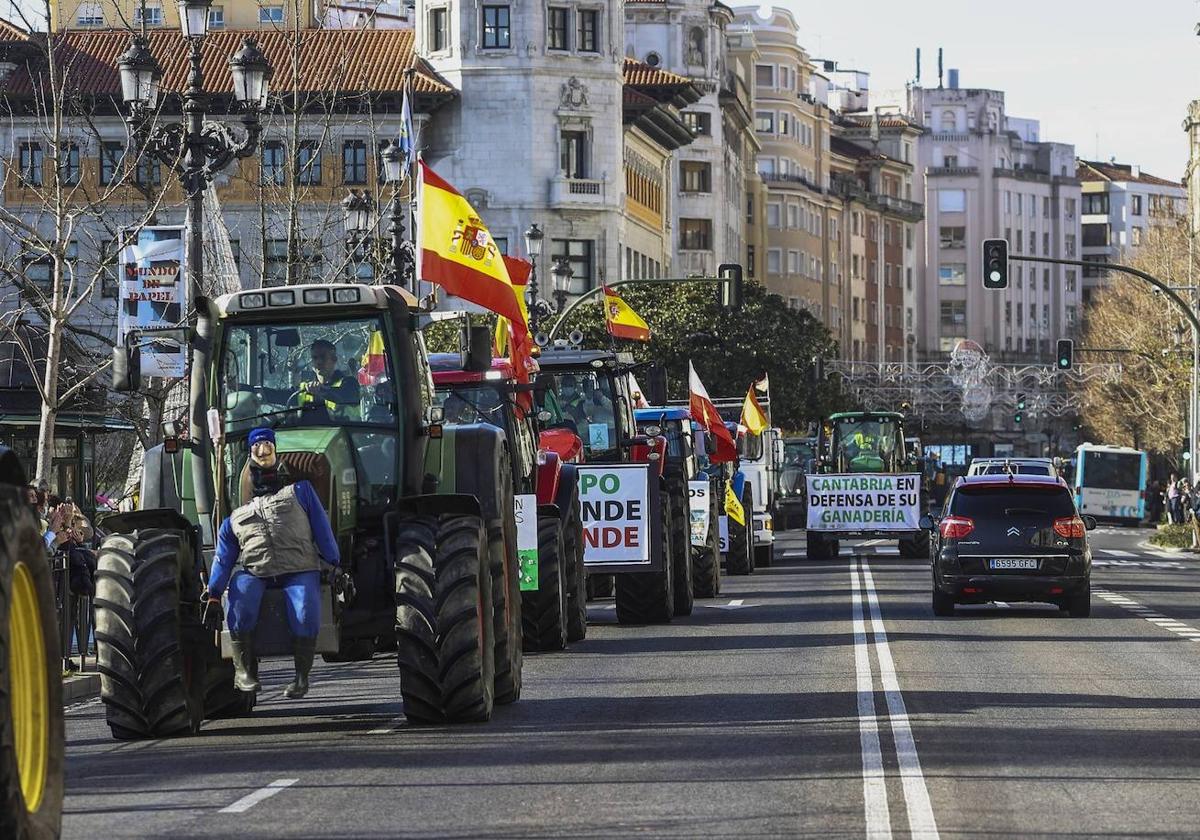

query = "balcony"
(926, 166), (978, 177)
(677, 250), (715, 276)
(550, 176), (607, 208)
(760, 172), (824, 194)
(874, 194), (924, 222)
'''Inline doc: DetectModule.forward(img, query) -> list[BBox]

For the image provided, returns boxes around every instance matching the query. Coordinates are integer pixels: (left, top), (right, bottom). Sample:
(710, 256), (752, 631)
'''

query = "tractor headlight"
(240, 292), (265, 309)
(334, 287), (362, 304)
(267, 290), (295, 307)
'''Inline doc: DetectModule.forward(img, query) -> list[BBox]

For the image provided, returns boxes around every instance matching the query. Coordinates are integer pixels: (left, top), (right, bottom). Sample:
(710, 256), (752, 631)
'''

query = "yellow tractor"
(0, 445), (65, 838)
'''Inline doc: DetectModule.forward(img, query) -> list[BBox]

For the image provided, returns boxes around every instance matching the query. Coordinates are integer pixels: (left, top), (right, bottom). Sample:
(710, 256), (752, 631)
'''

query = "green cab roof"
(828, 411), (904, 421)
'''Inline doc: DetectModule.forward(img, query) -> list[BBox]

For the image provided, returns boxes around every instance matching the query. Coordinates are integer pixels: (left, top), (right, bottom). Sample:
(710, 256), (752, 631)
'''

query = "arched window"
(687, 27), (705, 65)
(939, 109), (957, 133)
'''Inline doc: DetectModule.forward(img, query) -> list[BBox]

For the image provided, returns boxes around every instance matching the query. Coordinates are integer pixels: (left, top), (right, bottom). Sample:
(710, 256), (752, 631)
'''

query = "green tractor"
(807, 411), (929, 560)
(0, 447), (65, 838)
(99, 284), (523, 736)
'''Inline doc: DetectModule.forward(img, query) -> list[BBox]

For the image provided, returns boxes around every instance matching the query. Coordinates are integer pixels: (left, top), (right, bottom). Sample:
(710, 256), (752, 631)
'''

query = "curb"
(1137, 539), (1199, 555)
(63, 673), (100, 704)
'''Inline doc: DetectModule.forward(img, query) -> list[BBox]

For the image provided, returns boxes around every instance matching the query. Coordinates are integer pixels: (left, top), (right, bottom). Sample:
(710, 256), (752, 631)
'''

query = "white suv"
(966, 457), (1058, 477)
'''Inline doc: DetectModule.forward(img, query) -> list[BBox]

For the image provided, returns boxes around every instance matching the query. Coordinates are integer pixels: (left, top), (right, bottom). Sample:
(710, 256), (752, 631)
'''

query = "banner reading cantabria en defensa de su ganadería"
(805, 474), (922, 532)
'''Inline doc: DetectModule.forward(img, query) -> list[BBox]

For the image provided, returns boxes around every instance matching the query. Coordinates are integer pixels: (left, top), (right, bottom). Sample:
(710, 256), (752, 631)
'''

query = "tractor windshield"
(833, 417), (901, 473)
(218, 316), (398, 434)
(433, 384), (506, 429)
(536, 370), (619, 458)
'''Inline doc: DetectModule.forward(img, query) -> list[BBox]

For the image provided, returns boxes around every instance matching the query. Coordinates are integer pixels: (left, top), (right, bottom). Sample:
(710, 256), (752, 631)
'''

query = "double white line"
(850, 557), (940, 840)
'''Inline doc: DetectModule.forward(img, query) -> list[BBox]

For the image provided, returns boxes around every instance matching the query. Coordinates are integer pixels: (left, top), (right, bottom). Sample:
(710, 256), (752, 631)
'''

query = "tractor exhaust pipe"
(189, 296), (217, 544)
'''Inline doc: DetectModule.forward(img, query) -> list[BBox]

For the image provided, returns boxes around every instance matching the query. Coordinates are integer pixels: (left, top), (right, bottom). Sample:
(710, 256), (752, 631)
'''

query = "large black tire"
(394, 514), (495, 724)
(203, 661), (256, 720)
(899, 530), (931, 559)
(322, 636), (377, 664)
(94, 529), (205, 740)
(615, 492), (674, 625)
(521, 517), (568, 652)
(488, 515), (522, 706)
(669, 491), (694, 617)
(587, 574), (613, 600)
(932, 586), (956, 617)
(726, 487), (753, 576)
(693, 487), (721, 598)
(563, 496), (588, 643)
(806, 530), (840, 561)
(0, 487), (64, 840)
(1067, 583), (1091, 618)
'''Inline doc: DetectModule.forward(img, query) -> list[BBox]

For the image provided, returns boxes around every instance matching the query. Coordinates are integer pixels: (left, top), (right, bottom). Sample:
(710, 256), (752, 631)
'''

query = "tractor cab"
(825, 411), (907, 474)
(634, 407), (698, 484)
(533, 345), (642, 465)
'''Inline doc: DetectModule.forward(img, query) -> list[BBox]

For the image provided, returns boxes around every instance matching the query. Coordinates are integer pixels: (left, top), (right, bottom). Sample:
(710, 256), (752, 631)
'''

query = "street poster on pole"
(117, 226), (187, 378)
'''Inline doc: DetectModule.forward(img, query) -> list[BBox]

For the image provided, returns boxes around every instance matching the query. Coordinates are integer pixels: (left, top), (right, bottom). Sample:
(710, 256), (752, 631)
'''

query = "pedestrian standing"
(1168, 473), (1181, 524)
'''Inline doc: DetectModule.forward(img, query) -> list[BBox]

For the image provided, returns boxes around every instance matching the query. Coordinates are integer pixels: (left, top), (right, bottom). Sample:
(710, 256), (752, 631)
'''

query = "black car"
(923, 475), (1095, 617)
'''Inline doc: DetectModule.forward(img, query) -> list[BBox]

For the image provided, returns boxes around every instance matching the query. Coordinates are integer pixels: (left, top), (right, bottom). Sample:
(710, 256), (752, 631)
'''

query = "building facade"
(1076, 159), (1186, 303)
(908, 77), (1082, 362)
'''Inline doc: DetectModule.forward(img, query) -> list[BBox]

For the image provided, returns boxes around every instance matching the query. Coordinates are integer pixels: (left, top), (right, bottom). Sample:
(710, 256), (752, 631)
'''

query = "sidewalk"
(63, 671), (100, 704)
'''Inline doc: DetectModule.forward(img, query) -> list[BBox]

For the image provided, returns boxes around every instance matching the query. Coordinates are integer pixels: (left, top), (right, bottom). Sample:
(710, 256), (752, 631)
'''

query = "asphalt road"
(61, 526), (1200, 839)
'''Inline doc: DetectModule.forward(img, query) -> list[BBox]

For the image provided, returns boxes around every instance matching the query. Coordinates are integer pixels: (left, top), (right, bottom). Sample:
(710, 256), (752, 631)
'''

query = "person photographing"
(201, 427), (352, 699)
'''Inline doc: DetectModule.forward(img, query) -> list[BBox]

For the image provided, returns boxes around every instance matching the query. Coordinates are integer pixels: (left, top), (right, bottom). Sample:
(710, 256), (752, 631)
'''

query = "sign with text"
(117, 226), (187, 378)
(515, 494), (539, 591)
(806, 473), (922, 531)
(688, 480), (711, 547)
(578, 464), (651, 566)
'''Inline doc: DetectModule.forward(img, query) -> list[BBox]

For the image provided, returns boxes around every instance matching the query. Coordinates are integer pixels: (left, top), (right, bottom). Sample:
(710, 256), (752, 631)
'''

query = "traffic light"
(1056, 338), (1074, 370)
(718, 263), (743, 310)
(1017, 392), (1026, 411)
(1014, 391), (1025, 426)
(982, 238), (1009, 290)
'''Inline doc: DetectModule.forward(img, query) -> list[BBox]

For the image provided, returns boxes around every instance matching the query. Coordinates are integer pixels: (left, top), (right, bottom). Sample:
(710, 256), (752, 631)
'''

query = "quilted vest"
(230, 483), (321, 578)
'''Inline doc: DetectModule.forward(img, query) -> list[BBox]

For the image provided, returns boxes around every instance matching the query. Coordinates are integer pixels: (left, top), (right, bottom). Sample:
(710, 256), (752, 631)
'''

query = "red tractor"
(431, 353), (587, 650)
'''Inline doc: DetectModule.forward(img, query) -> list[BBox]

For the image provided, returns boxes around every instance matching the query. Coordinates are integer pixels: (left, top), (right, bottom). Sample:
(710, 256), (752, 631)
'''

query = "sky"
(759, 0), (1200, 181)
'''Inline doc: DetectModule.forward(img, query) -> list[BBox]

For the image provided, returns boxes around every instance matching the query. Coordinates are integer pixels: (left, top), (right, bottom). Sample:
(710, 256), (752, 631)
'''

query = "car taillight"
(939, 515), (974, 539)
(1053, 516), (1086, 538)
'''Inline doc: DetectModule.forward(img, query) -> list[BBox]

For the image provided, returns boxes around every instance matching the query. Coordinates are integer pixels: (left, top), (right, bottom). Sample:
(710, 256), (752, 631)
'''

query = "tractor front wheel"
(521, 517), (568, 652)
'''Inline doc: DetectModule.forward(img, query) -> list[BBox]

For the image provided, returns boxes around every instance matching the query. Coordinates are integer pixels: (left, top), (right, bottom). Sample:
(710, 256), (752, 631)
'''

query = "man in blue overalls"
(201, 427), (343, 699)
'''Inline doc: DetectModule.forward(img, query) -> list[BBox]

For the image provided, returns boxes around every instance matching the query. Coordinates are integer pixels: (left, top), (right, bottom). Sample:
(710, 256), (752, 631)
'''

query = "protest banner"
(805, 473), (922, 532)
(117, 226), (187, 378)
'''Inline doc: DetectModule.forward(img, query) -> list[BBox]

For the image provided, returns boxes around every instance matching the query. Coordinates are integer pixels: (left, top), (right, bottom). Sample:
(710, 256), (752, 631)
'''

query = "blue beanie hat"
(248, 427), (276, 447)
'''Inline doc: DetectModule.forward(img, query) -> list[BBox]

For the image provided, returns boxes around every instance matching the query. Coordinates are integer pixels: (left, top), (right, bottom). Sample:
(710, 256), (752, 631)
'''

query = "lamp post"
(524, 223), (544, 332)
(550, 256), (573, 314)
(119, 0), (272, 300)
(380, 141), (411, 290)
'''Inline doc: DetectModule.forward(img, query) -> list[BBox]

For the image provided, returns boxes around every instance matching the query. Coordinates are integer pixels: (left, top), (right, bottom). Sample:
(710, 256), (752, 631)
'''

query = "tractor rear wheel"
(726, 489), (753, 576)
(587, 574), (613, 600)
(0, 486), (64, 840)
(394, 514), (495, 724)
(563, 495), (588, 643)
(669, 491), (694, 617)
(522, 517), (568, 652)
(94, 530), (205, 739)
(489, 461), (523, 705)
(899, 530), (931, 558)
(693, 487), (721, 598)
(615, 491), (674, 625)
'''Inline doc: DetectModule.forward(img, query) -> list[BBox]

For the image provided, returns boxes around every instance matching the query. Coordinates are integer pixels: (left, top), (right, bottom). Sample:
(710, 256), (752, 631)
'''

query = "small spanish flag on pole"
(603, 285), (651, 342)
(740, 379), (768, 436)
(357, 329), (386, 386)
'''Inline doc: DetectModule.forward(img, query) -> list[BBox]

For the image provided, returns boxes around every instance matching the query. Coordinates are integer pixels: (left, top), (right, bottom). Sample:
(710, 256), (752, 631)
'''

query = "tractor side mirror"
(646, 363), (668, 406)
(918, 514), (936, 531)
(273, 328), (301, 347)
(463, 324), (492, 373)
(111, 344), (141, 392)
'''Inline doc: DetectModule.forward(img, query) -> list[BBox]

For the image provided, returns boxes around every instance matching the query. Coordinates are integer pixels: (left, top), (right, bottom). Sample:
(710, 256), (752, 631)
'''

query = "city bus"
(1073, 443), (1148, 525)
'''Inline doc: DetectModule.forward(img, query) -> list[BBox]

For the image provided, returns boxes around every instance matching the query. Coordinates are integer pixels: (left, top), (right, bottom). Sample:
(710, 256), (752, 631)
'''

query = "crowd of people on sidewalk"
(23, 484), (99, 668)
(1150, 473), (1200, 526)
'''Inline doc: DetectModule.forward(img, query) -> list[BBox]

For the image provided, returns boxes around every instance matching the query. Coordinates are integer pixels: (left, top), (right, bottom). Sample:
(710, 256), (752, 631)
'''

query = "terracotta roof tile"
(0, 16), (27, 41)
(623, 56), (689, 87)
(1076, 159), (1181, 188)
(2, 28), (452, 98)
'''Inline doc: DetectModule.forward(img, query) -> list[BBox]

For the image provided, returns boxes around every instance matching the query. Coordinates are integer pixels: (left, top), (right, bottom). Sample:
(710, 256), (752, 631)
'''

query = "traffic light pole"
(1010, 254), (1200, 477)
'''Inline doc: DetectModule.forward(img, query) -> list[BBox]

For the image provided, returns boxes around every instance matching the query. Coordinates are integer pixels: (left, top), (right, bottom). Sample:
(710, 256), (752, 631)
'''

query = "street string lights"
(118, 0), (272, 298)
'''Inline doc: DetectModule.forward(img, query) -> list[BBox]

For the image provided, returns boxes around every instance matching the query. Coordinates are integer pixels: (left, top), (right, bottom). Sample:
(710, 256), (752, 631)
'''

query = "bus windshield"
(1080, 451), (1143, 490)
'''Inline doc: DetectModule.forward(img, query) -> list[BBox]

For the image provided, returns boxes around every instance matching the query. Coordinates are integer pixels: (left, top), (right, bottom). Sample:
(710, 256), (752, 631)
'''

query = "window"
(1015, 229), (1023, 252)
(766, 249), (781, 274)
(1066, 270), (1078, 292)
(99, 239), (118, 298)
(1131, 194), (1144, 216)
(208, 5), (224, 27)
(1082, 224), (1109, 247)
(938, 226), (965, 249)
(679, 218), (712, 251)
(342, 140), (367, 184)
(766, 203), (780, 228)
(1043, 232), (1050, 255)
(755, 111), (775, 134)
(100, 142), (123, 186)
(429, 6), (448, 51)
(548, 7), (569, 50)
(939, 263), (966, 285)
(76, 2), (103, 25)
(942, 154), (958, 168)
(577, 9), (599, 52)
(938, 189), (966, 212)
(261, 141), (285, 186)
(559, 130), (587, 178)
(551, 239), (593, 290)
(18, 142), (42, 185)
(482, 5), (510, 48)
(134, 3), (162, 25)
(755, 65), (775, 88)
(58, 143), (79, 185)
(1131, 227), (1143, 246)
(680, 161), (711, 193)
(297, 140), (321, 186)
(1082, 193), (1109, 215)
(1066, 305), (1078, 327)
(1005, 301), (1012, 323)
(136, 155), (161, 187)
(1043, 269), (1050, 292)
(778, 113), (790, 136)
(682, 111), (711, 136)
(1015, 194), (1023, 215)
(786, 203), (798, 229)
(258, 5), (283, 24)
(265, 239), (289, 284)
(787, 250), (799, 274)
(746, 245), (756, 278)
(1043, 197), (1051, 218)
(1028, 231), (1036, 254)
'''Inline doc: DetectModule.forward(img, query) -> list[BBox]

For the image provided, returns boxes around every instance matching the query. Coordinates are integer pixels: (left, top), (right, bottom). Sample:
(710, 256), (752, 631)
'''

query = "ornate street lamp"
(228, 37), (273, 111)
(178, 0), (212, 39)
(550, 256), (573, 313)
(524, 223), (545, 332)
(117, 36), (162, 111)
(380, 141), (412, 290)
(341, 191), (374, 238)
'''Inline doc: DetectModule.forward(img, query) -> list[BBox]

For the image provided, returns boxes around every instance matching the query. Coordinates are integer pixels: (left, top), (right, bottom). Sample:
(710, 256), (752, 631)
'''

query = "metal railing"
(51, 548), (95, 674)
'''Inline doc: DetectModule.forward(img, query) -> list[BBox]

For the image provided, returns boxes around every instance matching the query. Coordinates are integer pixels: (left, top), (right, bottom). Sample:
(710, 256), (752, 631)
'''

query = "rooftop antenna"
(915, 47), (921, 85)
(937, 47), (944, 89)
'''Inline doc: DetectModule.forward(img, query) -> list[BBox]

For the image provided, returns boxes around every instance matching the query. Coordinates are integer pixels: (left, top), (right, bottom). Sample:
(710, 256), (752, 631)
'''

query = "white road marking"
(219, 779), (298, 814)
(850, 560), (892, 840)
(1100, 549), (1136, 557)
(367, 716), (406, 735)
(1096, 588), (1200, 641)
(993, 601), (1011, 609)
(860, 561), (940, 840)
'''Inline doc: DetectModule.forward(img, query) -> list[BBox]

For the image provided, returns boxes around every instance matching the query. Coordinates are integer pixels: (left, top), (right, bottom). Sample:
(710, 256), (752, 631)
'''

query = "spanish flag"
(740, 380), (768, 436)
(357, 329), (386, 386)
(603, 286), (651, 342)
(493, 255), (533, 358)
(688, 361), (737, 464)
(724, 480), (746, 526)
(419, 161), (525, 326)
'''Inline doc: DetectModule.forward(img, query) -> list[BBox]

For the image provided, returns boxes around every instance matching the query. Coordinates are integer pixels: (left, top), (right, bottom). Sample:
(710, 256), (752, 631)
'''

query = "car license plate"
(990, 558), (1039, 570)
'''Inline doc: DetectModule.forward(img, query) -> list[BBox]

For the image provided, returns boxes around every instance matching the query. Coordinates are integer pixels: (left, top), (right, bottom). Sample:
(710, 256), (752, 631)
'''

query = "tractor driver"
(298, 339), (361, 421)
(201, 427), (352, 700)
